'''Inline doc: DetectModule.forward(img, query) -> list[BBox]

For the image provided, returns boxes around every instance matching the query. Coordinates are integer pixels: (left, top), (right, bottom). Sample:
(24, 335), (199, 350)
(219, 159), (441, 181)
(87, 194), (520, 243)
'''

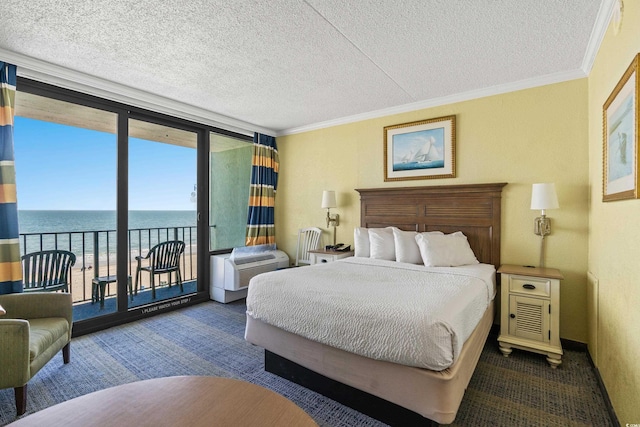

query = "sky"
(14, 117), (197, 210)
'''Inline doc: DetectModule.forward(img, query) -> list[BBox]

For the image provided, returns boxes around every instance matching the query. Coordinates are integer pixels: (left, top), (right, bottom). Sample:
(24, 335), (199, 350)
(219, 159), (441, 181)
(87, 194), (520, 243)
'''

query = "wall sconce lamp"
(321, 190), (340, 246)
(531, 183), (559, 268)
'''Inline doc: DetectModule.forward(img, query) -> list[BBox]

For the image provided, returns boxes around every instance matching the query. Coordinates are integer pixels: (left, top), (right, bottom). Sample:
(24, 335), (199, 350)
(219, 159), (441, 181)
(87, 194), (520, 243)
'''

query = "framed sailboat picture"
(384, 115), (456, 181)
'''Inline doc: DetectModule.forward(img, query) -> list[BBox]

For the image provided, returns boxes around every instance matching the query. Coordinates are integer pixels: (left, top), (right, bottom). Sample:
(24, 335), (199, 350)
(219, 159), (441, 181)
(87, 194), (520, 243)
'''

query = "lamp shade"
(321, 190), (337, 209)
(531, 183), (559, 210)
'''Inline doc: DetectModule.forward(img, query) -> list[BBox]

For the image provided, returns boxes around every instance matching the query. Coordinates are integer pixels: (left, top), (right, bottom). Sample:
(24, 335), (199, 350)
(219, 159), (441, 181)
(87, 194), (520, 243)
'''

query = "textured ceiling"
(0, 0), (607, 135)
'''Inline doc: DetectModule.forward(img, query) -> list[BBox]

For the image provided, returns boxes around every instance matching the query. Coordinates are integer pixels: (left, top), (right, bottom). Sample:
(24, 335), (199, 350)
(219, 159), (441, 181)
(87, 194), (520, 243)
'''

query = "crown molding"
(1, 48), (275, 137)
(278, 68), (587, 136)
(581, 0), (616, 74)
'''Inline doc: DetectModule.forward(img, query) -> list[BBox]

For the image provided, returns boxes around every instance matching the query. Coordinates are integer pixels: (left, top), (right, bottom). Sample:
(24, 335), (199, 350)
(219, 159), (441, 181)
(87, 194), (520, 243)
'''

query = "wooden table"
(8, 376), (318, 427)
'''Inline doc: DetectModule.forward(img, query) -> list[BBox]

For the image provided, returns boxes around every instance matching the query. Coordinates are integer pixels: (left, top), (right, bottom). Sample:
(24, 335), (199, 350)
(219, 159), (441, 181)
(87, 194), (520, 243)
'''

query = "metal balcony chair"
(21, 249), (76, 292)
(135, 240), (185, 299)
(295, 227), (322, 266)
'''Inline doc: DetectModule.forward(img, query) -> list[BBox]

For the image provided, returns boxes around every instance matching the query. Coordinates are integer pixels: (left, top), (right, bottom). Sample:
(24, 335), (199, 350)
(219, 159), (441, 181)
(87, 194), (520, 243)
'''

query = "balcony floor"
(73, 280), (198, 322)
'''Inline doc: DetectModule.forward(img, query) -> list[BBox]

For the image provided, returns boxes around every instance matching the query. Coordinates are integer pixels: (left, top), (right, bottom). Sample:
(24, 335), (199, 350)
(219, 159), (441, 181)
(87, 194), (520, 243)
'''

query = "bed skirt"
(245, 300), (495, 425)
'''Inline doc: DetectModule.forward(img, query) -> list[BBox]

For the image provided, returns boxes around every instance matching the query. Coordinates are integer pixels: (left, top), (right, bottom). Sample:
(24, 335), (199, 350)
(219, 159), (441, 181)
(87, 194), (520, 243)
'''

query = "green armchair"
(0, 292), (72, 416)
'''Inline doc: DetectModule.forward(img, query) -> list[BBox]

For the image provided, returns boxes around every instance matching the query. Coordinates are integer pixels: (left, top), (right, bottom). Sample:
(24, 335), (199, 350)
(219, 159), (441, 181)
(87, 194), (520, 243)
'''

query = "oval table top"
(9, 376), (318, 427)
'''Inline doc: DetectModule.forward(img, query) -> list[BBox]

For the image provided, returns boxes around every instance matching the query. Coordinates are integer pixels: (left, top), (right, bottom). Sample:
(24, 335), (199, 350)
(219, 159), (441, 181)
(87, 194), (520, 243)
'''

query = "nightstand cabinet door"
(508, 294), (550, 343)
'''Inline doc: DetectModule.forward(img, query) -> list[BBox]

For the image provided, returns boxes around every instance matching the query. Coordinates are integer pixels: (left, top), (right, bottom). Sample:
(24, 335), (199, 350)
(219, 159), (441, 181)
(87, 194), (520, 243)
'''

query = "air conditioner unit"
(210, 249), (288, 303)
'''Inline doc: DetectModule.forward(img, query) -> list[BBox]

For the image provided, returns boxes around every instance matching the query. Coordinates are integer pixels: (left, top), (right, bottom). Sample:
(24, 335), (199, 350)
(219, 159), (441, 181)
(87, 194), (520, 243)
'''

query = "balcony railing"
(19, 226), (198, 303)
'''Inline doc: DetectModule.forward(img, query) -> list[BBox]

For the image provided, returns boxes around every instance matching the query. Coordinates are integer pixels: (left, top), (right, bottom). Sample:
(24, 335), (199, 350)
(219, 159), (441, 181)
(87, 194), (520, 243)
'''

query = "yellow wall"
(275, 7), (640, 419)
(587, 1), (640, 423)
(277, 79), (589, 342)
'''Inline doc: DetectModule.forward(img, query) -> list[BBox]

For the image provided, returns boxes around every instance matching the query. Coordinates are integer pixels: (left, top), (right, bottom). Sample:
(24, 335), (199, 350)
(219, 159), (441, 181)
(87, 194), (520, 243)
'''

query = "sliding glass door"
(14, 78), (252, 334)
(128, 119), (198, 307)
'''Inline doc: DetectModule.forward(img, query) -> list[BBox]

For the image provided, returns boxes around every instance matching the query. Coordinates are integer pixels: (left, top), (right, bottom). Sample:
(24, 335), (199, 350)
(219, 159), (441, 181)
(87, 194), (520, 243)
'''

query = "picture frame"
(603, 54), (639, 202)
(384, 115), (456, 182)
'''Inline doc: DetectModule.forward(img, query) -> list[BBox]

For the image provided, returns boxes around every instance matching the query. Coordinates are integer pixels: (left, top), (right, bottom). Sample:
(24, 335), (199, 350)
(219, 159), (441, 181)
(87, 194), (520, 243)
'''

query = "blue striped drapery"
(0, 62), (22, 294)
(246, 133), (279, 246)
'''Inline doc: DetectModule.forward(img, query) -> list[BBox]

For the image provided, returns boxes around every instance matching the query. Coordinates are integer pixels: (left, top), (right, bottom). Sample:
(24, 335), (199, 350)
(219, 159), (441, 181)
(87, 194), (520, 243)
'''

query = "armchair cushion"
(28, 318), (70, 362)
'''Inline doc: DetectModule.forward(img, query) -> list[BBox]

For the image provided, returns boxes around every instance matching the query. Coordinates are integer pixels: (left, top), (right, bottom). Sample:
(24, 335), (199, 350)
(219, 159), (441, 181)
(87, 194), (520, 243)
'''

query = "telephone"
(326, 243), (351, 252)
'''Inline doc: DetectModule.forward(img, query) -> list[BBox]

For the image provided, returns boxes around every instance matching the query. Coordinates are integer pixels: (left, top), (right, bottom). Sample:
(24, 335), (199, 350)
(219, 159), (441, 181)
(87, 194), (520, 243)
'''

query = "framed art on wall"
(603, 53), (639, 202)
(383, 115), (456, 182)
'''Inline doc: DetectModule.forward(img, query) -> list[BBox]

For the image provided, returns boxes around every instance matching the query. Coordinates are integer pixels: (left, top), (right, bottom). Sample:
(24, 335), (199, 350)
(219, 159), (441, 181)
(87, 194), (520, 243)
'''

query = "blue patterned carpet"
(0, 301), (614, 426)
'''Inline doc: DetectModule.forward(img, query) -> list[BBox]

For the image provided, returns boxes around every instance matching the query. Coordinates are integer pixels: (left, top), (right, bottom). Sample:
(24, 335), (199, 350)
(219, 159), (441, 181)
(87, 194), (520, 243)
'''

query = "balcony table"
(91, 275), (132, 308)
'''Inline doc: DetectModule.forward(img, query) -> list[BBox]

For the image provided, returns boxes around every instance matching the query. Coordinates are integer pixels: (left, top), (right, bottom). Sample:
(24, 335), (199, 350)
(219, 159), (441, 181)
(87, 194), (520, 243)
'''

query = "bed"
(245, 183), (506, 425)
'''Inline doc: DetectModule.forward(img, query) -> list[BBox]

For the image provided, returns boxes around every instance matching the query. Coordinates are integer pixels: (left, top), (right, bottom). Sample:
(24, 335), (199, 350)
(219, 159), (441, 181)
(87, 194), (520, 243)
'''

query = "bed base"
(265, 350), (436, 427)
(248, 299), (495, 425)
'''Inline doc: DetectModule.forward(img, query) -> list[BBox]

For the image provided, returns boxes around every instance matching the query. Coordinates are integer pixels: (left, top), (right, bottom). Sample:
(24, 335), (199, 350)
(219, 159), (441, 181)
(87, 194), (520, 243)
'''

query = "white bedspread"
(246, 257), (495, 370)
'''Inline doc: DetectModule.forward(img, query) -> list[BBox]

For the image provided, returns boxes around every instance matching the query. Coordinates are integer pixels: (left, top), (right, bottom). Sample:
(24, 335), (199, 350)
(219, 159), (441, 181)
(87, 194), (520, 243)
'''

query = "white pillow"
(354, 227), (370, 257)
(415, 231), (479, 267)
(369, 227), (395, 260)
(392, 227), (424, 264)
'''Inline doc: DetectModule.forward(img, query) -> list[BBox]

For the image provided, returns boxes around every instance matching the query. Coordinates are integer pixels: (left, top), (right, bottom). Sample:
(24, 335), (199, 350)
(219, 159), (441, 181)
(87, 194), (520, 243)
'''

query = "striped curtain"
(246, 133), (279, 246)
(0, 62), (22, 294)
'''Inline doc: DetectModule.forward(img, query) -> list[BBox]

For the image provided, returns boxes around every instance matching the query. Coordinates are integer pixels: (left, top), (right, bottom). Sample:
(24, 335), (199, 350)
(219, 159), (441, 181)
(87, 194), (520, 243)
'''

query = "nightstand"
(497, 264), (564, 368)
(308, 249), (354, 265)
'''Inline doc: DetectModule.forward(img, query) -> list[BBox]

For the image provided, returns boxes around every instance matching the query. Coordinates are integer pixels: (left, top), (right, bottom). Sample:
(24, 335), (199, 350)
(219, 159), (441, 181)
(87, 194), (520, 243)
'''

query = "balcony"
(19, 226), (198, 321)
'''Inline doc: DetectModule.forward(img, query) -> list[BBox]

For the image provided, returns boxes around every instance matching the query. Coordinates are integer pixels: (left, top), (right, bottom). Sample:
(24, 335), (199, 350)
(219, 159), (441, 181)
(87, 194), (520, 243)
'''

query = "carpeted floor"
(0, 300), (614, 426)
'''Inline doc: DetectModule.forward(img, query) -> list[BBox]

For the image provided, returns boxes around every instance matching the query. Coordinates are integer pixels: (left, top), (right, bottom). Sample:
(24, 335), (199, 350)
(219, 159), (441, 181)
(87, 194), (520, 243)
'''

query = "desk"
(91, 275), (132, 308)
(8, 376), (318, 427)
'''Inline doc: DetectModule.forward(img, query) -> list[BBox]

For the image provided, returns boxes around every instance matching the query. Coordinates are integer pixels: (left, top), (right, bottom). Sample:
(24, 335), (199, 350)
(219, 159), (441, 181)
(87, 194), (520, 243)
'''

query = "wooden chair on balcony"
(21, 249), (76, 292)
(134, 240), (185, 299)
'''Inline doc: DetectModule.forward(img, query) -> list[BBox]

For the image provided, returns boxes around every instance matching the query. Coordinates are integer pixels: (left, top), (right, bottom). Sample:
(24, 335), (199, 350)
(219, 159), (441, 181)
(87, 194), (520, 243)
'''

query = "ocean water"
(19, 210), (197, 233)
(18, 210), (197, 263)
(393, 160), (445, 171)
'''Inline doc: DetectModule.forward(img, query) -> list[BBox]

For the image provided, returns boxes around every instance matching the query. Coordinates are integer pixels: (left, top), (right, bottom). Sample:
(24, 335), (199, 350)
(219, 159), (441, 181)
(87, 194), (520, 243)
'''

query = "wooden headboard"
(356, 183), (507, 268)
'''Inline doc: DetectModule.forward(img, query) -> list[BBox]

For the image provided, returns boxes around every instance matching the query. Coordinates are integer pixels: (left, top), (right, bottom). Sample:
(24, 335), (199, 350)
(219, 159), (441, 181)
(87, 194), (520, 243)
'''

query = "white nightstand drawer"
(308, 250), (354, 265)
(315, 254), (336, 264)
(509, 276), (550, 298)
